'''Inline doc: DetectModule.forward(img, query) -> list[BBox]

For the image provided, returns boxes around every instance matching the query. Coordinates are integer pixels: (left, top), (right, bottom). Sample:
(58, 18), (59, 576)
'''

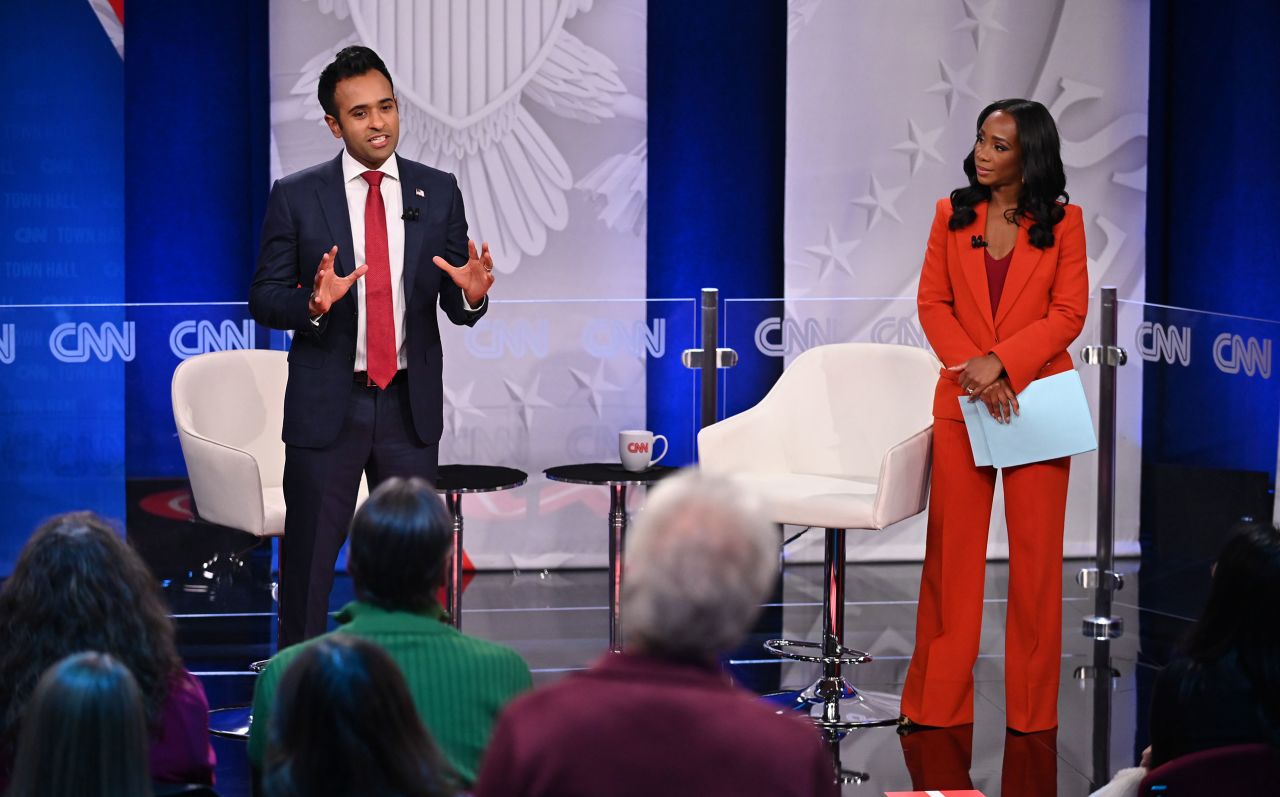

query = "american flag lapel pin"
(415, 188), (425, 197)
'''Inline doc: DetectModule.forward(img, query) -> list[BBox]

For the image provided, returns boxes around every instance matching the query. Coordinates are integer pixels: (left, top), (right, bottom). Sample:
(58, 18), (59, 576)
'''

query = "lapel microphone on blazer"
(401, 207), (421, 222)
(970, 234), (988, 249)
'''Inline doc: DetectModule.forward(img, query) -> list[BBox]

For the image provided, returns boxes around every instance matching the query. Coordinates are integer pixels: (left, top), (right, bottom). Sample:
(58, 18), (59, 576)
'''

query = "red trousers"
(899, 723), (1058, 794)
(901, 419), (1070, 732)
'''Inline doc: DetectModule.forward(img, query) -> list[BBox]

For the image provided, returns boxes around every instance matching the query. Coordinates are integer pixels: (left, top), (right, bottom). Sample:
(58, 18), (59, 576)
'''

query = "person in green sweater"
(248, 477), (532, 786)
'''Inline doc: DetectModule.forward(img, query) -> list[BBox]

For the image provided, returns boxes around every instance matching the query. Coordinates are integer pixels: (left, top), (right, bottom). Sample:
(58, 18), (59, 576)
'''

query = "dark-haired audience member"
(0, 512), (215, 789)
(6, 652), (153, 797)
(473, 470), (838, 797)
(263, 635), (456, 797)
(1089, 522), (1280, 797)
(249, 477), (531, 786)
(1147, 522), (1280, 767)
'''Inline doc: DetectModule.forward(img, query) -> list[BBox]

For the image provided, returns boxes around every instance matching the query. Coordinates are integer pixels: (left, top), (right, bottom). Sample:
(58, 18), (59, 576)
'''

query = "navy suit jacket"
(249, 152), (485, 449)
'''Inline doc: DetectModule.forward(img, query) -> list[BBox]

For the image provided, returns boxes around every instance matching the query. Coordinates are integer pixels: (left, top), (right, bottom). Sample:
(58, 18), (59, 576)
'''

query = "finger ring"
(966, 387), (974, 395)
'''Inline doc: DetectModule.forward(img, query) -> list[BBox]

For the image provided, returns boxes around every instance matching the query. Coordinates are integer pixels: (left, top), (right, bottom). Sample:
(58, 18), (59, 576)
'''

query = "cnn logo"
(626, 441), (650, 454)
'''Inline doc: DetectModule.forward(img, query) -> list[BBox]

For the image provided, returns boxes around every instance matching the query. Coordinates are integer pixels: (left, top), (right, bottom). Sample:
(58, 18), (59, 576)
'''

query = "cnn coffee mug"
(619, 430), (668, 472)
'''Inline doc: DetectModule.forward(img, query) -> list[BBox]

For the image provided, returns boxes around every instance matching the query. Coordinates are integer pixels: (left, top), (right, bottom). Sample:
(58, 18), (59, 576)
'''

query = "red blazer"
(917, 197), (1089, 421)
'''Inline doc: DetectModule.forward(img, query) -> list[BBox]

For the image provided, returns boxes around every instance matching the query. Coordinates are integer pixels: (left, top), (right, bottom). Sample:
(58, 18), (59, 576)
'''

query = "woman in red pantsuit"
(901, 98), (1089, 733)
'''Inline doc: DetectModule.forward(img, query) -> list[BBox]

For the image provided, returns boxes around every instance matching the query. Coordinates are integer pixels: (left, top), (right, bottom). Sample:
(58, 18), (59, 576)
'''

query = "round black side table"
(435, 465), (527, 629)
(543, 463), (677, 652)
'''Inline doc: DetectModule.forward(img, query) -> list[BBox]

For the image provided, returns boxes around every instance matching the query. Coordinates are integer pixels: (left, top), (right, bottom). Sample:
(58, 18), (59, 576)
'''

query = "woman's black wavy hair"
(948, 98), (1068, 249)
(0, 513), (182, 762)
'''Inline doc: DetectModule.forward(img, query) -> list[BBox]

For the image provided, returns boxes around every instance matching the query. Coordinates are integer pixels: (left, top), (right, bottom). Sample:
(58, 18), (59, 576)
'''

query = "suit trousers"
(278, 376), (438, 649)
(901, 418), (1070, 732)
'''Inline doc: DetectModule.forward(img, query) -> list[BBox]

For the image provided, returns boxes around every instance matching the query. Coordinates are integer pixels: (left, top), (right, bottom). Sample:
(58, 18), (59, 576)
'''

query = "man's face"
(325, 69), (399, 170)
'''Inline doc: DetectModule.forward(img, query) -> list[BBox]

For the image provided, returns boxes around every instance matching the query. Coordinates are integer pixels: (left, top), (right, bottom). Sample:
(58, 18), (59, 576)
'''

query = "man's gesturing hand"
(433, 240), (495, 307)
(308, 246), (367, 317)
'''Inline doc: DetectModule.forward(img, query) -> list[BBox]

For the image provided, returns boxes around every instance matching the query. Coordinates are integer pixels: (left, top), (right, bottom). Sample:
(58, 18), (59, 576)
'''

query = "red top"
(985, 247), (1014, 319)
(473, 652), (838, 797)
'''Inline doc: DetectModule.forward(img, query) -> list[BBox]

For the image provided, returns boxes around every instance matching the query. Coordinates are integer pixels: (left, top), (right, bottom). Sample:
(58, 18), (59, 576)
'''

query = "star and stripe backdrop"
(16, 1), (1275, 575)
(780, 0), (1150, 561)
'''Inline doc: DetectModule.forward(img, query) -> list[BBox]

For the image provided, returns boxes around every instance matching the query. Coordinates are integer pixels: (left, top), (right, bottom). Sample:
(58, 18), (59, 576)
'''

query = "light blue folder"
(958, 369), (1098, 468)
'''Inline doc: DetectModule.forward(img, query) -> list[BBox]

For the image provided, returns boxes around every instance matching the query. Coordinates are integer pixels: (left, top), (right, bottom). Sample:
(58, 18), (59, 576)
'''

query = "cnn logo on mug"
(618, 430), (667, 472)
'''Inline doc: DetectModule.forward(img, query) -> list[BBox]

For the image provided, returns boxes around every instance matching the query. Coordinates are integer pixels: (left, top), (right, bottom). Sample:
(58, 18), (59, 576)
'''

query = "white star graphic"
(851, 176), (905, 230)
(927, 59), (979, 117)
(502, 374), (554, 431)
(955, 0), (1008, 50)
(442, 381), (486, 437)
(567, 360), (622, 419)
(804, 225), (860, 280)
(892, 119), (946, 175)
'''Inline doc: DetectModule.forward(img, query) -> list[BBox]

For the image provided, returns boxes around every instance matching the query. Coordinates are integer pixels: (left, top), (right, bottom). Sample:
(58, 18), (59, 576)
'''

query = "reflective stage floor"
(118, 476), (1224, 797)
(138, 507), (1203, 797)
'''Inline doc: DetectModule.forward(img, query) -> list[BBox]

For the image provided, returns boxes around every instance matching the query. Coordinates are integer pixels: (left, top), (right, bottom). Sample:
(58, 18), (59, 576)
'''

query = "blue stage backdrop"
(647, 0), (787, 454)
(125, 0), (270, 478)
(1145, 0), (1280, 483)
(0, 0), (125, 572)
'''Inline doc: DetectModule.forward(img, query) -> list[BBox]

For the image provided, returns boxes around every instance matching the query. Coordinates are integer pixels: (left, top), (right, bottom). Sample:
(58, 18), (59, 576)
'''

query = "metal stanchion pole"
(682, 287), (737, 433)
(1076, 286), (1128, 789)
(1078, 286), (1127, 637)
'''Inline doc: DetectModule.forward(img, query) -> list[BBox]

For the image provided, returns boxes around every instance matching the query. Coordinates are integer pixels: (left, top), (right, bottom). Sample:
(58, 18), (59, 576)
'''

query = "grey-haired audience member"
(474, 469), (838, 797)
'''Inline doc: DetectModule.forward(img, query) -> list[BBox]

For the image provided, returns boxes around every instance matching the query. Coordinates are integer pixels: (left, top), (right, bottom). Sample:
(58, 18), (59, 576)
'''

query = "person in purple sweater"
(0, 512), (216, 790)
(473, 470), (839, 797)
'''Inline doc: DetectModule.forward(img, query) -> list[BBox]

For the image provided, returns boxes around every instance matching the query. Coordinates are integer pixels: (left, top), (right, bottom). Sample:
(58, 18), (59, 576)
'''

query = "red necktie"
(361, 170), (396, 389)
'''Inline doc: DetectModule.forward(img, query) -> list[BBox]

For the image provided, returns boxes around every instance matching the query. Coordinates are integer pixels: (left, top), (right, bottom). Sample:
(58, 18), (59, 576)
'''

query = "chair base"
(765, 676), (900, 729)
(208, 705), (252, 740)
(764, 638), (872, 665)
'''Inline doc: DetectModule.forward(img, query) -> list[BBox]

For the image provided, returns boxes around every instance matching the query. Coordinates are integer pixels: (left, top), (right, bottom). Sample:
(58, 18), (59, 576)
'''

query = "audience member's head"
(1186, 521), (1280, 672)
(347, 477), (454, 612)
(622, 470), (777, 662)
(0, 512), (181, 757)
(263, 634), (456, 797)
(6, 652), (152, 797)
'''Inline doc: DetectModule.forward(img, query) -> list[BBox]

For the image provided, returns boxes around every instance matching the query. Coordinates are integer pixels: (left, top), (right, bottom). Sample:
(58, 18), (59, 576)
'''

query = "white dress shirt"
(342, 148), (407, 371)
(337, 148), (482, 371)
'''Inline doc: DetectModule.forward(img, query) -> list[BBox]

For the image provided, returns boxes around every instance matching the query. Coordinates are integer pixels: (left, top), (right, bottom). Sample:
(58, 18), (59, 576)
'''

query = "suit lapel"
(959, 201), (996, 335)
(317, 153), (357, 282)
(397, 155), (427, 309)
(993, 213), (1046, 327)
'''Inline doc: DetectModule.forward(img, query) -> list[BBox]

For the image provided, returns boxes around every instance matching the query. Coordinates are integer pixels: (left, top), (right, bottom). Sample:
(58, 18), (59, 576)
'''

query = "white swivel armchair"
(698, 342), (938, 728)
(172, 349), (291, 537)
(171, 348), (367, 539)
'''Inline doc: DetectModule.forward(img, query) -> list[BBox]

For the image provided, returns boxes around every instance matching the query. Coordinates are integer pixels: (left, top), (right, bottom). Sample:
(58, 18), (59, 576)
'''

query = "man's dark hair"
(317, 45), (394, 118)
(347, 477), (452, 613)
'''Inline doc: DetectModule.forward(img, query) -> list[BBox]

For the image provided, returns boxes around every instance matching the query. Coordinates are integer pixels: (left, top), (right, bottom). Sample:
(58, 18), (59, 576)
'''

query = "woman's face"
(973, 110), (1022, 190)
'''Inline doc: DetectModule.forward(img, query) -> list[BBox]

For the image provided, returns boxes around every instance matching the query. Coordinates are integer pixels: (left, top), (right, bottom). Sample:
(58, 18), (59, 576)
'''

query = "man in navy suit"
(249, 46), (494, 648)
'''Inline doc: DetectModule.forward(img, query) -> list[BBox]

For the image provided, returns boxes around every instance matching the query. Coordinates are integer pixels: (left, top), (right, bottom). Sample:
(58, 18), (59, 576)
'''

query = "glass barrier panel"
(0, 302), (132, 573)
(0, 298), (699, 577)
(1116, 300), (1280, 621)
(718, 294), (1119, 566)
(438, 297), (698, 570)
